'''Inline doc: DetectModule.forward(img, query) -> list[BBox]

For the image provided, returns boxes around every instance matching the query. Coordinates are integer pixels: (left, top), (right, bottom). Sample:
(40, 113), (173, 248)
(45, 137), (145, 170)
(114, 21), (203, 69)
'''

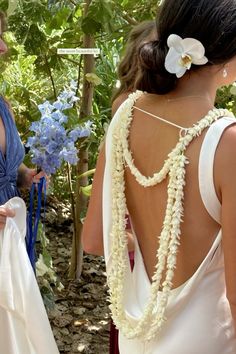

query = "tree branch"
(66, 162), (76, 237)
(68, 0), (77, 6)
(75, 55), (83, 98)
(60, 55), (80, 65)
(122, 12), (138, 26)
(44, 55), (57, 100)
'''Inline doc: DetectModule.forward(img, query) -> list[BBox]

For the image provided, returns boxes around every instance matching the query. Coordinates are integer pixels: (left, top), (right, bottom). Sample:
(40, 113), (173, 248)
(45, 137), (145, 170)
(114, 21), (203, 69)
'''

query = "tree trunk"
(69, 0), (95, 279)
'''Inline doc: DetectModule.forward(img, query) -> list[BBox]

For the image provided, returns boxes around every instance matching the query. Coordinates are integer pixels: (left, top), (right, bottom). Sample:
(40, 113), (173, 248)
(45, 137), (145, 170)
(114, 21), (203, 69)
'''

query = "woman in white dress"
(82, 0), (236, 352)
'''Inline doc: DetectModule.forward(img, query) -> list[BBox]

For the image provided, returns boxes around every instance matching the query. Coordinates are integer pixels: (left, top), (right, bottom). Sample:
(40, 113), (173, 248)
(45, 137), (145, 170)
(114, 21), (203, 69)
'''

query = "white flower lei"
(108, 90), (233, 341)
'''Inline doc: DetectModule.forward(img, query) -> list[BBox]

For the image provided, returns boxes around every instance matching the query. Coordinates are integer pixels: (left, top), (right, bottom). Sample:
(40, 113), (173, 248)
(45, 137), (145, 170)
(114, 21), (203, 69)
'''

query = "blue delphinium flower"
(38, 101), (54, 115)
(68, 121), (93, 141)
(79, 120), (93, 138)
(26, 82), (92, 175)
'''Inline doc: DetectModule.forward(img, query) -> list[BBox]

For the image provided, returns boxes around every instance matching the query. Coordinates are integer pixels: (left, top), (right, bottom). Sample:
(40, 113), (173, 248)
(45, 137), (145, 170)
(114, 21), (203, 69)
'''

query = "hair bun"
(138, 40), (161, 71)
(136, 40), (177, 94)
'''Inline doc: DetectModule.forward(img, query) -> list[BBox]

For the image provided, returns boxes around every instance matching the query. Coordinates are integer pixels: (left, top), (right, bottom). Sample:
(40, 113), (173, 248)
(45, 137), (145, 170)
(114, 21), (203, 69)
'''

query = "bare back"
(124, 93), (221, 289)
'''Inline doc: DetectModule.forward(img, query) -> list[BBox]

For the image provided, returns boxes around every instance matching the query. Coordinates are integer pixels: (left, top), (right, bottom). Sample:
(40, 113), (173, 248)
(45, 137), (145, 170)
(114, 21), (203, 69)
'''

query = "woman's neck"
(169, 70), (217, 106)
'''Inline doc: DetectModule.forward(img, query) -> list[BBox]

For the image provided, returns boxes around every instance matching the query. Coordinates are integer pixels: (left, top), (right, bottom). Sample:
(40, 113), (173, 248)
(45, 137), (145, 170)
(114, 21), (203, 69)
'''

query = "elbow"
(81, 212), (104, 256)
(82, 242), (104, 257)
(81, 230), (104, 257)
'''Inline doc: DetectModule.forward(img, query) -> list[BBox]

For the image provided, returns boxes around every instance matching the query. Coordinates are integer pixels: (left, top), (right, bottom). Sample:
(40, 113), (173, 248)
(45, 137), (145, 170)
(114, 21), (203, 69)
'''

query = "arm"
(81, 144), (135, 256)
(17, 163), (47, 189)
(82, 92), (134, 256)
(81, 145), (105, 256)
(216, 124), (236, 324)
(17, 163), (37, 189)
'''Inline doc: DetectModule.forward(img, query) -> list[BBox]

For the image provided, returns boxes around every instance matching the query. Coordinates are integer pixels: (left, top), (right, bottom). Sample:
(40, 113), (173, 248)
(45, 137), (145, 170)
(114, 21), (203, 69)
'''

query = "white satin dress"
(0, 197), (59, 354)
(103, 98), (236, 354)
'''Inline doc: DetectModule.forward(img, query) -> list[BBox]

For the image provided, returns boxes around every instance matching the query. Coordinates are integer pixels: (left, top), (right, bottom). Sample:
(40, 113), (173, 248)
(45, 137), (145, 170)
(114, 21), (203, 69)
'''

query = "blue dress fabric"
(0, 97), (25, 205)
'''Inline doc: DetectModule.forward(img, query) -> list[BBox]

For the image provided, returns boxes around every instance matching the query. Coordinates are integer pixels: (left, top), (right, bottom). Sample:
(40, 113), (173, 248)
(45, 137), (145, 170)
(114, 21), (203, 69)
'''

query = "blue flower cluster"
(26, 82), (92, 174)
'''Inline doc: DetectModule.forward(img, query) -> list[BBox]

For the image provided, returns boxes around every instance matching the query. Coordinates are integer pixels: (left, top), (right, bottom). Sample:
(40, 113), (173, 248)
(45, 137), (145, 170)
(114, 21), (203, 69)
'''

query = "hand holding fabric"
(0, 206), (15, 229)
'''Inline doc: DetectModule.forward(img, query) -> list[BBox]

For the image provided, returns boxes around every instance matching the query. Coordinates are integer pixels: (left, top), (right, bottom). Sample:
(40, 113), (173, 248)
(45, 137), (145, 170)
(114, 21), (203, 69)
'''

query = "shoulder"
(217, 118), (236, 156)
(111, 92), (131, 116)
(214, 118), (236, 190)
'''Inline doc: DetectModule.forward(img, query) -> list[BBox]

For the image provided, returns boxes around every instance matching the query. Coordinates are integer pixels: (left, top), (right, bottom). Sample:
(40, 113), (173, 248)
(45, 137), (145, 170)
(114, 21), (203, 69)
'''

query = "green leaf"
(81, 16), (101, 35)
(80, 184), (92, 197)
(0, 0), (9, 12)
(24, 24), (48, 55)
(47, 7), (71, 30)
(81, 0), (114, 34)
(78, 168), (95, 179)
(40, 285), (55, 311)
(7, 0), (18, 17)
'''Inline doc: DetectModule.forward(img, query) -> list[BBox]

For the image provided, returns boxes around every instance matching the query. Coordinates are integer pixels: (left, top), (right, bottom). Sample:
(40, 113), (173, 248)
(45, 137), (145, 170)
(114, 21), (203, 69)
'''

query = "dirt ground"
(42, 199), (110, 354)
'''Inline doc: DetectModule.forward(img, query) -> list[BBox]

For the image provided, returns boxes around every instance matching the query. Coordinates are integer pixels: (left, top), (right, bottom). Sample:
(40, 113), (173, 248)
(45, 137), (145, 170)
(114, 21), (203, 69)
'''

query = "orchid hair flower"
(164, 34), (208, 78)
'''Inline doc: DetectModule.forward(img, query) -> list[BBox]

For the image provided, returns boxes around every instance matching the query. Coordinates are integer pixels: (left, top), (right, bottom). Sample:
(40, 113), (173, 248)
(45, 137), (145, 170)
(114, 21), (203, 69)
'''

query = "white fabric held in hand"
(0, 197), (59, 354)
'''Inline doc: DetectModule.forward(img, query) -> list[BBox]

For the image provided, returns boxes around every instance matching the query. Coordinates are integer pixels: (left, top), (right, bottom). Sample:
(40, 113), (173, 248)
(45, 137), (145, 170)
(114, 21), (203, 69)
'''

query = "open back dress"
(103, 92), (236, 354)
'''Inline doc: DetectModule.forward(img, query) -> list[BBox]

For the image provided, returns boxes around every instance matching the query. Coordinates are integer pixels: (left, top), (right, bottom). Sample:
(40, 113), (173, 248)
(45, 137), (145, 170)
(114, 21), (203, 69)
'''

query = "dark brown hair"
(112, 20), (156, 102)
(136, 0), (236, 94)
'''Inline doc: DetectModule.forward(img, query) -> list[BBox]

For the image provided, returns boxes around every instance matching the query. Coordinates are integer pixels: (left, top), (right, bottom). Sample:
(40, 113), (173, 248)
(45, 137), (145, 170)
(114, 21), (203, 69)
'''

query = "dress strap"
(133, 106), (188, 132)
(198, 117), (236, 224)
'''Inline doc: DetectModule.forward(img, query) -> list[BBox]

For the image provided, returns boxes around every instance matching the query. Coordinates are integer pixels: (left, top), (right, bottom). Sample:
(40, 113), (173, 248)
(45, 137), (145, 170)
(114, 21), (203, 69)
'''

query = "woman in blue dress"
(0, 11), (44, 229)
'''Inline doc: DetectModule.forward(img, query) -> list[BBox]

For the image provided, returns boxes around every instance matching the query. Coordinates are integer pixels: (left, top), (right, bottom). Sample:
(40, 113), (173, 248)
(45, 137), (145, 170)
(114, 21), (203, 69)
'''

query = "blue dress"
(0, 97), (25, 205)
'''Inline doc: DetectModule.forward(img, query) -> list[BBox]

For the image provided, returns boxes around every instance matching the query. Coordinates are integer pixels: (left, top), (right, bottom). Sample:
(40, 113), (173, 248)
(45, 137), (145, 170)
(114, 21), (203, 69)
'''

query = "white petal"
(165, 47), (182, 74)
(176, 67), (187, 78)
(181, 38), (206, 59)
(192, 56), (208, 65)
(167, 34), (183, 53)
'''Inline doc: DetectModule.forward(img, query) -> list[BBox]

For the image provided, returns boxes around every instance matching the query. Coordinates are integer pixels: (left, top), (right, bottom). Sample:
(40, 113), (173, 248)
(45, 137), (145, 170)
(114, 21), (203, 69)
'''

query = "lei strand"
(108, 90), (233, 340)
